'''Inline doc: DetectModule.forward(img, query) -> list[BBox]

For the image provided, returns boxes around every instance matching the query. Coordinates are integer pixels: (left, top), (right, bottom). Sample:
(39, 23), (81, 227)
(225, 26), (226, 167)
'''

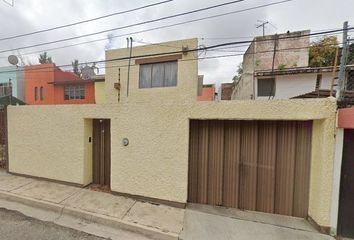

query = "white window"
(64, 85), (85, 100)
(139, 61), (177, 88)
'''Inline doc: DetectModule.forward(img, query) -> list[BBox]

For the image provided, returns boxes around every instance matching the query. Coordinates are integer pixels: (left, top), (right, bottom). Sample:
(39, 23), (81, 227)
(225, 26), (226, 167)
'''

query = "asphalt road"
(0, 208), (107, 240)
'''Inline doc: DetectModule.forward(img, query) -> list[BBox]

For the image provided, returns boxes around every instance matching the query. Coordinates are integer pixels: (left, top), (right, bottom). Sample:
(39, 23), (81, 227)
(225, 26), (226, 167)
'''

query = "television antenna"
(2, 0), (14, 7)
(255, 20), (277, 36)
(7, 55), (18, 66)
(81, 65), (95, 80)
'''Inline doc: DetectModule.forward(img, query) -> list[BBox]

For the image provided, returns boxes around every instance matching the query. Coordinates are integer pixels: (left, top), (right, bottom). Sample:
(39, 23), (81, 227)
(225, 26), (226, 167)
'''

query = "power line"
(0, 0), (294, 57)
(0, 0), (246, 53)
(0, 33), (346, 74)
(0, 0), (174, 42)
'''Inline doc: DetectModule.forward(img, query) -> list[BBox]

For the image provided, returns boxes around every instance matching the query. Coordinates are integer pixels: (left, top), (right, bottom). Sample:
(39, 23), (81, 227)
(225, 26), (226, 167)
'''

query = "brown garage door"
(188, 120), (312, 218)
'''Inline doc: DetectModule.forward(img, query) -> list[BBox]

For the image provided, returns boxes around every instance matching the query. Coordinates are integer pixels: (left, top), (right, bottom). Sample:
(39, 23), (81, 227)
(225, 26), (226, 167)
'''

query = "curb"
(0, 190), (178, 240)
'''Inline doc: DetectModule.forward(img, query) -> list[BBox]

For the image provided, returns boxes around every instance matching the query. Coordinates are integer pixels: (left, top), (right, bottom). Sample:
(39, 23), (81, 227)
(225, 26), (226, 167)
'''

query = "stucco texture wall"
(256, 72), (333, 99)
(8, 99), (337, 217)
(8, 38), (337, 229)
(94, 82), (106, 104)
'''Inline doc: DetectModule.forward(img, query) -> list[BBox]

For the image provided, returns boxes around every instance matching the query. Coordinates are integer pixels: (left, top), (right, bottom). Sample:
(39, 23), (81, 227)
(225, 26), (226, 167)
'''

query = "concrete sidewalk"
(0, 170), (336, 240)
(0, 170), (183, 240)
(181, 204), (334, 240)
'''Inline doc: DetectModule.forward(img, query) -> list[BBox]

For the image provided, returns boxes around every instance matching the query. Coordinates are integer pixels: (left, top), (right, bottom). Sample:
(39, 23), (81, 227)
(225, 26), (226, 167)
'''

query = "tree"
(38, 52), (53, 64)
(309, 36), (338, 67)
(72, 59), (80, 75)
(232, 62), (243, 86)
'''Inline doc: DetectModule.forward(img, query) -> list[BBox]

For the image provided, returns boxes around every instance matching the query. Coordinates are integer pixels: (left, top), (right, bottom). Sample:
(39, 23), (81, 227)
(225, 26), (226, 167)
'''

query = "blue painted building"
(0, 66), (25, 102)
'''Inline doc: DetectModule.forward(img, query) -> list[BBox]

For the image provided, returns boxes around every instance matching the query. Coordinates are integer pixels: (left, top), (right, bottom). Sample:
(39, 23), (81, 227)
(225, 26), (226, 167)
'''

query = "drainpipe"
(269, 34), (278, 100)
(126, 37), (133, 97)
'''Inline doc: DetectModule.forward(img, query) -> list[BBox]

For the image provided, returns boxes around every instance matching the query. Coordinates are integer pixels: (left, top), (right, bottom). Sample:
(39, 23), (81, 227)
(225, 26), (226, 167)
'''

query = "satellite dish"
(8, 55), (18, 66)
(81, 66), (95, 80)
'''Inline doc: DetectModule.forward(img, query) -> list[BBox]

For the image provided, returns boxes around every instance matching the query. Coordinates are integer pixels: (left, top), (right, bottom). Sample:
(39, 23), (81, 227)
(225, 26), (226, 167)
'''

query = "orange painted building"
(197, 84), (215, 101)
(25, 64), (95, 105)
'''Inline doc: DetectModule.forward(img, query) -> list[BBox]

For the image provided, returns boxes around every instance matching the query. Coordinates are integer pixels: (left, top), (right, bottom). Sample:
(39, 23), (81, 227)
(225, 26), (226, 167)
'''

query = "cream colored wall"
(309, 117), (337, 227)
(105, 38), (198, 105)
(7, 37), (337, 228)
(94, 82), (106, 104)
(83, 119), (93, 185)
(8, 105), (87, 184)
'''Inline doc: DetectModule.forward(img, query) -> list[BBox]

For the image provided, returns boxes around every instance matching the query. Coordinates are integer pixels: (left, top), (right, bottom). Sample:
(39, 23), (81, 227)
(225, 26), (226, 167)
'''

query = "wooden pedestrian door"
(338, 129), (354, 238)
(188, 120), (312, 218)
(92, 119), (111, 186)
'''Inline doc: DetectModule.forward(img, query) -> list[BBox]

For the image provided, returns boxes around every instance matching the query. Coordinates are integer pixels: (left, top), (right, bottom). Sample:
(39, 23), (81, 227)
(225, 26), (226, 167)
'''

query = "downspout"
(126, 37), (133, 97)
(269, 34), (278, 100)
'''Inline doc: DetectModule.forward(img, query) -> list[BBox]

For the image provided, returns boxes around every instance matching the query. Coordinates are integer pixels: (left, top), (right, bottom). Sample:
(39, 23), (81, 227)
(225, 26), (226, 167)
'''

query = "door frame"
(92, 118), (111, 187)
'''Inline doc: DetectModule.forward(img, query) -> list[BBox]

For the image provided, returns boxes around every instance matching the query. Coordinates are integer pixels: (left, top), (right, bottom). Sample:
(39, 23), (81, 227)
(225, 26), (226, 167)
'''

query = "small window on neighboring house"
(0, 82), (11, 97)
(34, 87), (38, 101)
(64, 85), (85, 100)
(257, 78), (275, 97)
(315, 74), (322, 91)
(40, 86), (44, 100)
(139, 61), (177, 88)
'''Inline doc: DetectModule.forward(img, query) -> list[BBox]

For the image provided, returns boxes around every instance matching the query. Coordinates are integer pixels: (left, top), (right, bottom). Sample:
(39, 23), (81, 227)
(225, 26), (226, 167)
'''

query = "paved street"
(0, 208), (106, 240)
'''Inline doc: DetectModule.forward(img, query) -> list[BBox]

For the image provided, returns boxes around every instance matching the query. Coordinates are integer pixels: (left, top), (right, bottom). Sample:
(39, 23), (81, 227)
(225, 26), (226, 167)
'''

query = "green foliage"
(72, 59), (80, 75)
(232, 62), (243, 86)
(309, 36), (338, 67)
(278, 64), (287, 70)
(38, 52), (53, 64)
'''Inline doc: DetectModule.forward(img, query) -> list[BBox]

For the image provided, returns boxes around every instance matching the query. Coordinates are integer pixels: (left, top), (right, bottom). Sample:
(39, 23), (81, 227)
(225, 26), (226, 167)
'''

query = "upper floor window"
(0, 82), (11, 97)
(40, 86), (44, 101)
(139, 61), (177, 88)
(257, 78), (275, 97)
(34, 87), (38, 101)
(64, 85), (85, 100)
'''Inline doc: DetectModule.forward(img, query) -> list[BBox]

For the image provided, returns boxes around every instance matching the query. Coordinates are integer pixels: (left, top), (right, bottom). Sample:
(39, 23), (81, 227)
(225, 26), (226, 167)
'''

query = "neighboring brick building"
(220, 83), (233, 100)
(197, 84), (215, 101)
(25, 64), (95, 105)
(232, 30), (310, 99)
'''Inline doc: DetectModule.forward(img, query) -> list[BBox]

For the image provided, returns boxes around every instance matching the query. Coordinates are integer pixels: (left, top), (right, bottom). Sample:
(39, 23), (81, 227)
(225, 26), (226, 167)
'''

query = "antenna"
(7, 55), (18, 66)
(16, 50), (25, 66)
(2, 0), (14, 6)
(255, 20), (277, 36)
(81, 65), (95, 80)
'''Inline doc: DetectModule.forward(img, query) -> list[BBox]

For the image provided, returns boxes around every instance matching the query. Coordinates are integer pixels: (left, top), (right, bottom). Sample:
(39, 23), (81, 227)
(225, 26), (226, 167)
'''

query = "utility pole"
(337, 21), (349, 101)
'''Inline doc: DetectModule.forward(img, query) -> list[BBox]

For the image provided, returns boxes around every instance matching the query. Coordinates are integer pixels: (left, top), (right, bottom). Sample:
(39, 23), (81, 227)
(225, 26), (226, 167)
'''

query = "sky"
(0, 0), (353, 89)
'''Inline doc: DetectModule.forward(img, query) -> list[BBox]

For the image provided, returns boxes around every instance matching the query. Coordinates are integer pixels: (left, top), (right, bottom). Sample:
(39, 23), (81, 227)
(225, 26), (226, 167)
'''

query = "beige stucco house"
(7, 38), (340, 235)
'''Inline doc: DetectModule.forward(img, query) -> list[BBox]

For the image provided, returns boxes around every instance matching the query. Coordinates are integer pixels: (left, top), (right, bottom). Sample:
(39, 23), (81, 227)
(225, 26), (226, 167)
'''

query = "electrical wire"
(0, 0), (246, 53)
(0, 0), (174, 41)
(0, 35), (344, 74)
(0, 0), (295, 57)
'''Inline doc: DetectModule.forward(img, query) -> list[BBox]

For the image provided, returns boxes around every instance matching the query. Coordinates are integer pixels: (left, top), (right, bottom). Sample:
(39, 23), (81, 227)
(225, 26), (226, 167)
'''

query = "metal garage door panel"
(257, 121), (277, 213)
(239, 121), (258, 211)
(188, 120), (312, 218)
(207, 120), (224, 206)
(223, 121), (241, 208)
(275, 121), (297, 216)
(293, 121), (312, 217)
(197, 121), (209, 204)
(188, 120), (199, 203)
